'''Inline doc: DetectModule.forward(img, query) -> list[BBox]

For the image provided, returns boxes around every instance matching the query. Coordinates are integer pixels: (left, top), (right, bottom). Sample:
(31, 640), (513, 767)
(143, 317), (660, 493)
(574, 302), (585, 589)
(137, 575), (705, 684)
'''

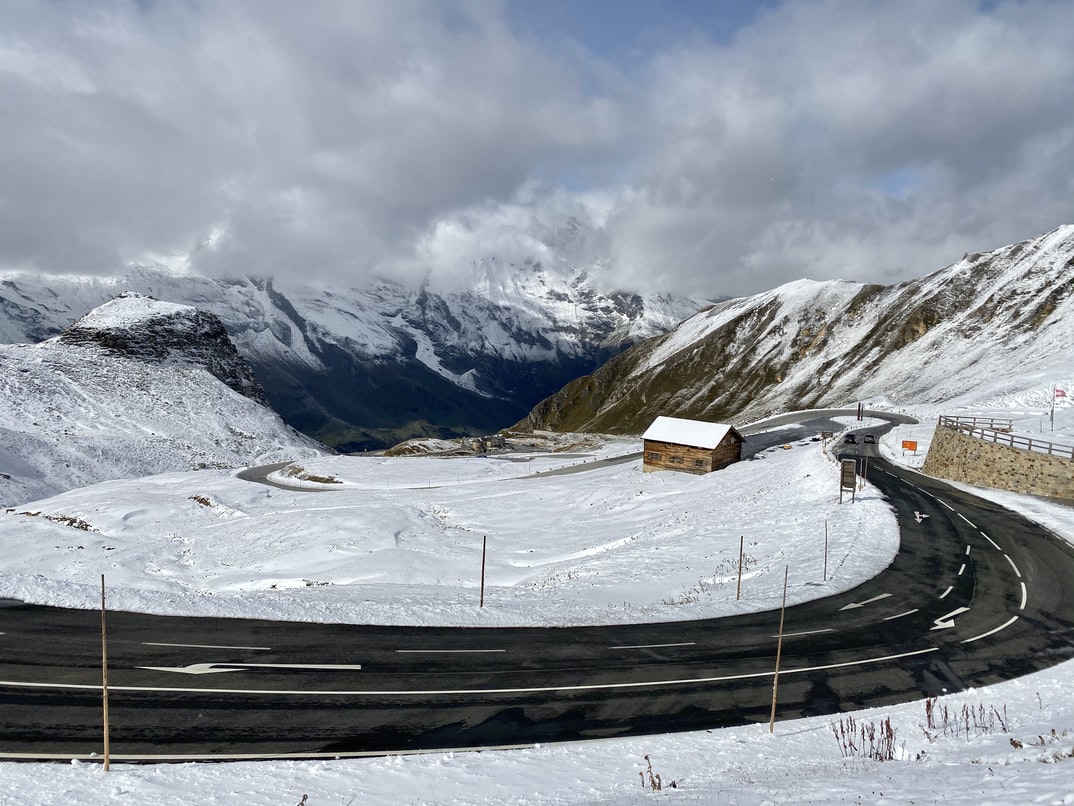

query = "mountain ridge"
(0, 252), (704, 450)
(519, 224), (1074, 434)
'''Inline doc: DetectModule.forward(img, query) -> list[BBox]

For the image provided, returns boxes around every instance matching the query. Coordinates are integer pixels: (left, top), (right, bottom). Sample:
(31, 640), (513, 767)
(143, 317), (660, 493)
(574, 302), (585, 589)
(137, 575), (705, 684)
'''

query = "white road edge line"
(965, 545), (972, 556)
(958, 513), (976, 528)
(937, 499), (955, 512)
(958, 563), (966, 576)
(143, 642), (272, 651)
(1003, 554), (1022, 578)
(939, 586), (954, 599)
(608, 642), (697, 650)
(960, 616), (1019, 644)
(770, 629), (835, 639)
(395, 649), (507, 654)
(0, 648), (941, 697)
(1020, 582), (1028, 610)
(883, 609), (919, 621)
(980, 531), (1003, 551)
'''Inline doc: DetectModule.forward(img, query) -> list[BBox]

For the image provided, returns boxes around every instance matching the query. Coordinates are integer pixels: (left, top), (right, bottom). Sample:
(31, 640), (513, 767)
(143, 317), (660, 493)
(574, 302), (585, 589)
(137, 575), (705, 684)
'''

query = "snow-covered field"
(1, 400), (1072, 804)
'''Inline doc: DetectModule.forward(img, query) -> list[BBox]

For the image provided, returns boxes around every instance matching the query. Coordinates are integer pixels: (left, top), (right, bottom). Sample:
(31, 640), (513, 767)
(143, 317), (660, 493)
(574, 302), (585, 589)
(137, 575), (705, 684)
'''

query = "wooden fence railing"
(937, 415), (1074, 461)
(939, 415), (1014, 432)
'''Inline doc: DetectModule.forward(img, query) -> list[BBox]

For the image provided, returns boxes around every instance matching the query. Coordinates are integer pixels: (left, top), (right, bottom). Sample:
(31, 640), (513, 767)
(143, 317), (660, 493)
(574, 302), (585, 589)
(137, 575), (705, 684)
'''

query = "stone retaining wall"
(922, 426), (1074, 500)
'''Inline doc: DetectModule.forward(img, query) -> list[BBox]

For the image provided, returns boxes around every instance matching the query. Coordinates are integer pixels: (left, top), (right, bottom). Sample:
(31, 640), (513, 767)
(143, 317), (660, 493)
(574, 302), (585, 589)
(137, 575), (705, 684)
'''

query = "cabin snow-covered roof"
(642, 416), (741, 449)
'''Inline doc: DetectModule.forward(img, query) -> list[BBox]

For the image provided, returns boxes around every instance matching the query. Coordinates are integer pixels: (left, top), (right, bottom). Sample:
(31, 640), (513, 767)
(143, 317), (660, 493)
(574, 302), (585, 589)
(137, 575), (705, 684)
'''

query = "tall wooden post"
(736, 536), (744, 601)
(823, 520), (828, 582)
(479, 536), (487, 608)
(100, 574), (110, 771)
(769, 566), (789, 733)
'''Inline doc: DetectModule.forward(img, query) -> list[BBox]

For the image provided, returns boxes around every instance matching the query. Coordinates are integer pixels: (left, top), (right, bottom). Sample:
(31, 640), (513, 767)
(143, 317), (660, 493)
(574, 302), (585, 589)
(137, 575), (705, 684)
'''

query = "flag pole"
(1052, 385), (1056, 431)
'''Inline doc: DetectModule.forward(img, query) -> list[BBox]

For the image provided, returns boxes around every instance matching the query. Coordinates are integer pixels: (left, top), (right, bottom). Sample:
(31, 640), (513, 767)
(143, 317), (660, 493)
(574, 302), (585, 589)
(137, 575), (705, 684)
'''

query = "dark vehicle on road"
(843, 433), (857, 444)
(864, 434), (876, 444)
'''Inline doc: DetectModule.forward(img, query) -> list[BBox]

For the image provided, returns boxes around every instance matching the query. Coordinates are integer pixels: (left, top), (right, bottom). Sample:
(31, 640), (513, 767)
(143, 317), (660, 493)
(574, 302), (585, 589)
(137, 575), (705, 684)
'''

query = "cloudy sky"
(2, 0), (1072, 298)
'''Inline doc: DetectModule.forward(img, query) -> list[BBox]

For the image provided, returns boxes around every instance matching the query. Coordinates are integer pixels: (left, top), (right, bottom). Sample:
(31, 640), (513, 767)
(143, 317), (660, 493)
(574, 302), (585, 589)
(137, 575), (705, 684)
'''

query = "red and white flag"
(1057, 388), (1069, 398)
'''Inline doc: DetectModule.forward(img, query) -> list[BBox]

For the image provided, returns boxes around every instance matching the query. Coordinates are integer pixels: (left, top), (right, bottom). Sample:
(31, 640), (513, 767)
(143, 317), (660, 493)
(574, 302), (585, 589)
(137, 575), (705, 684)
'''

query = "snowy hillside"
(0, 295), (320, 507)
(523, 224), (1074, 433)
(1, 400), (1072, 803)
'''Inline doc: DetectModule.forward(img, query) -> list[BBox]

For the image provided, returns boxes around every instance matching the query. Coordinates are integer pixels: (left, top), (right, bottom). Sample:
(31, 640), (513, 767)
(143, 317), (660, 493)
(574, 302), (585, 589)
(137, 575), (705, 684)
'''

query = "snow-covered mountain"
(0, 294), (320, 507)
(0, 244), (703, 450)
(522, 224), (1074, 433)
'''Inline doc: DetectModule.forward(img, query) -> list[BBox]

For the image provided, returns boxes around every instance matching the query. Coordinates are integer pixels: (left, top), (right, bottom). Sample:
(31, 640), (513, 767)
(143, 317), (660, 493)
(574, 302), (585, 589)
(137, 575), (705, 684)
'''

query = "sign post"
(839, 459), (857, 503)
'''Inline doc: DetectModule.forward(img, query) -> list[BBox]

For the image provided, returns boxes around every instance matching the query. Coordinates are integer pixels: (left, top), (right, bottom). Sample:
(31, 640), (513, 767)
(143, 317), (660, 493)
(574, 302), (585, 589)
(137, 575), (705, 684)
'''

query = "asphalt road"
(1, 415), (1072, 761)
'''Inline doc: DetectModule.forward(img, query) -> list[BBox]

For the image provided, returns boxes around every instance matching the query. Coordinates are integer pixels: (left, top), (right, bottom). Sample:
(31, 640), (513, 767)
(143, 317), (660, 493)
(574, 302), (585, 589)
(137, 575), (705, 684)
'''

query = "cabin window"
(647, 452), (662, 461)
(693, 459), (706, 468)
(670, 456), (683, 464)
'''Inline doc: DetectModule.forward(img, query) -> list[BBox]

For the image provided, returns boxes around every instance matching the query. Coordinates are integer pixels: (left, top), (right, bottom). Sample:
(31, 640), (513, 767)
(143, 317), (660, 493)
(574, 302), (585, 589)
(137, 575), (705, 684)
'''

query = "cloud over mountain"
(1, 0), (1071, 297)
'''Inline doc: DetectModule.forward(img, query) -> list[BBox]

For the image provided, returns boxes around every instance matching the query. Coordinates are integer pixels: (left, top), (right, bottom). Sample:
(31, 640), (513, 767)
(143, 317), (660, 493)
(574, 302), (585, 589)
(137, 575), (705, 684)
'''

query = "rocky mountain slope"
(0, 234), (702, 450)
(0, 294), (320, 507)
(58, 292), (268, 405)
(521, 224), (1074, 433)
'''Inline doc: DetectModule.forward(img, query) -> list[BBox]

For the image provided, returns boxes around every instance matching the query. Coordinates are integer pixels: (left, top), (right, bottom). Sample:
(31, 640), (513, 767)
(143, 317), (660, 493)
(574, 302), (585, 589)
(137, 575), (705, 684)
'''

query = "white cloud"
(0, 0), (1071, 297)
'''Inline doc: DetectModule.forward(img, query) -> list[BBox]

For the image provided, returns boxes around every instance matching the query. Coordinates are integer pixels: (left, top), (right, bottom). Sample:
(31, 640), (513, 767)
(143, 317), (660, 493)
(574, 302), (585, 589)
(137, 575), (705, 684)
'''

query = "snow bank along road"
(0, 416), (1072, 760)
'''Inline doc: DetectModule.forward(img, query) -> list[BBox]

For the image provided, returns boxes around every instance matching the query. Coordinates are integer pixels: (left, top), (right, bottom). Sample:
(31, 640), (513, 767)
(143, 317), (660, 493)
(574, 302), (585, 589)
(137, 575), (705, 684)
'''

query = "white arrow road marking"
(930, 606), (971, 630)
(138, 663), (363, 675)
(839, 593), (893, 611)
(914, 511), (930, 523)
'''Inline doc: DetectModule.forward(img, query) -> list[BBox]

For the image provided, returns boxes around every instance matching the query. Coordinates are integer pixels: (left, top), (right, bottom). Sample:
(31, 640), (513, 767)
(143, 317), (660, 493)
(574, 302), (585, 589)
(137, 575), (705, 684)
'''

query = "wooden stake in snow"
(479, 535), (487, 608)
(736, 536), (744, 601)
(769, 565), (788, 734)
(823, 520), (829, 582)
(101, 574), (111, 771)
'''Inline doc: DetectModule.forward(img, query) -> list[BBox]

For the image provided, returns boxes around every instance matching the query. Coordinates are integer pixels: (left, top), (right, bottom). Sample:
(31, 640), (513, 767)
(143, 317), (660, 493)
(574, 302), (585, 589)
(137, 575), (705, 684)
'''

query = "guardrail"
(939, 415), (1014, 432)
(937, 415), (1074, 461)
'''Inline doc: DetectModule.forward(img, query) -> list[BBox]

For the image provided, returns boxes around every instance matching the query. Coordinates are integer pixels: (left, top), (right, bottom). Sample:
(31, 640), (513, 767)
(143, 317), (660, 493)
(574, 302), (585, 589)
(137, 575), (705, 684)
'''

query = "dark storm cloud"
(0, 0), (1071, 297)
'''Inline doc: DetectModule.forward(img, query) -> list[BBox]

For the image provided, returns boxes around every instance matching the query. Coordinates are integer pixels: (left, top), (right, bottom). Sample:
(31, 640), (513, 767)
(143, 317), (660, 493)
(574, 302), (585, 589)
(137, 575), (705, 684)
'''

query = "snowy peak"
(65, 291), (195, 330)
(58, 292), (268, 405)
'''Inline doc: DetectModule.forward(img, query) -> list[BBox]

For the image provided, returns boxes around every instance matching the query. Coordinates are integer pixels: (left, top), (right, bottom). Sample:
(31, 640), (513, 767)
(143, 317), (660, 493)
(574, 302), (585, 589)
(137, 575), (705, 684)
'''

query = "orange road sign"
(902, 440), (918, 451)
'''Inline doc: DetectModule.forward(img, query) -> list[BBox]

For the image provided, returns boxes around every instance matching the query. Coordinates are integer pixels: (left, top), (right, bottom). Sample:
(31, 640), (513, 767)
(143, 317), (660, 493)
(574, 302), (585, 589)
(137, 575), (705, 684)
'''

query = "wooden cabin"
(641, 416), (745, 474)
